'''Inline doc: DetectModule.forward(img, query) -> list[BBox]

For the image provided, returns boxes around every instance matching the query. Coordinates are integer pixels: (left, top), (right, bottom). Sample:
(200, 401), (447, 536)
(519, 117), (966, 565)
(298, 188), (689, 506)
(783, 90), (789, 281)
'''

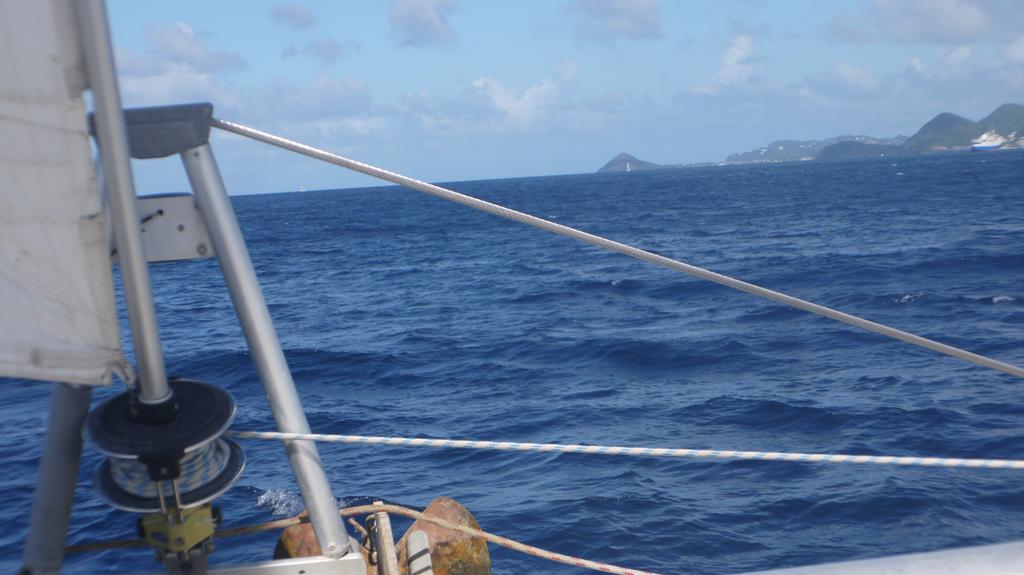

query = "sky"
(106, 0), (1024, 195)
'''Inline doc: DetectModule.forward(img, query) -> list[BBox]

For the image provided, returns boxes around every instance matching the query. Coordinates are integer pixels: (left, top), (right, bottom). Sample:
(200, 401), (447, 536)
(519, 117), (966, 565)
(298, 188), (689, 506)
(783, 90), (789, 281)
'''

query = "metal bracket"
(133, 193), (215, 263)
(140, 504), (216, 554)
(369, 503), (399, 575)
(90, 103), (214, 160)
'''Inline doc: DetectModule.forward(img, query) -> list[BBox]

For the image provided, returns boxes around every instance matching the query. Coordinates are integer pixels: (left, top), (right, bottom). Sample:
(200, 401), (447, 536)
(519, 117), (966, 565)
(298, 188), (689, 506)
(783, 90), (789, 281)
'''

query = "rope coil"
(225, 430), (1024, 470)
(108, 438), (231, 499)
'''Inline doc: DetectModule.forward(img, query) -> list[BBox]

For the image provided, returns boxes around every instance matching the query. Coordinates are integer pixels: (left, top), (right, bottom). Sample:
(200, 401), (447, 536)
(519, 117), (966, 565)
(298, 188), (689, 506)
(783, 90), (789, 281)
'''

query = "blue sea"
(2, 150), (1023, 574)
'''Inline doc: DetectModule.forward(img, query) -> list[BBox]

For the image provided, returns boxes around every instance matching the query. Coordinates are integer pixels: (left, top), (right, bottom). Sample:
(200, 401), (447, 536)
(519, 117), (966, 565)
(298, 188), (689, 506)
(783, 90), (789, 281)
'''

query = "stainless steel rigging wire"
(211, 118), (1024, 379)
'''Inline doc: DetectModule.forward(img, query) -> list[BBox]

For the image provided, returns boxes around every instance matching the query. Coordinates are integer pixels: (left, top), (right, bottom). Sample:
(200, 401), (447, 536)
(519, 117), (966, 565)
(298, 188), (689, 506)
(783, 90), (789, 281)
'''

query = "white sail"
(0, 0), (125, 385)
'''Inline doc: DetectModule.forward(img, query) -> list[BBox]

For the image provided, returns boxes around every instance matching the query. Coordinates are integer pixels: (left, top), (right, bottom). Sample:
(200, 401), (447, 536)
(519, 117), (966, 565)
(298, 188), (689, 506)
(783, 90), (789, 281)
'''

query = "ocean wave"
(498, 336), (768, 374)
(254, 488), (305, 517)
(671, 397), (850, 433)
(8, 152), (1023, 575)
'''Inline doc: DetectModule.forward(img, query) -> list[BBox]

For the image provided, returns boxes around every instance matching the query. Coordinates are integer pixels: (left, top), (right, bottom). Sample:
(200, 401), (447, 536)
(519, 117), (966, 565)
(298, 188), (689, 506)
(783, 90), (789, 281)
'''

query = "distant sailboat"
(626, 161), (632, 172)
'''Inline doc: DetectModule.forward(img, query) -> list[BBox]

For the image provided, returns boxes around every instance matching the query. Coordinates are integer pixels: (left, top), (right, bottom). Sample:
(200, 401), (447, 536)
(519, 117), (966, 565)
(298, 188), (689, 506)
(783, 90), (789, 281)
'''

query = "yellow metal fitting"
(140, 503), (216, 554)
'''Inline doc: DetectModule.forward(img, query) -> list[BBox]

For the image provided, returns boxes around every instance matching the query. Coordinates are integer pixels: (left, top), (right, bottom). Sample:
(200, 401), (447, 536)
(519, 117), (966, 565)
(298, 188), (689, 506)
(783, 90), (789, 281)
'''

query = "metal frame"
(182, 143), (353, 558)
(23, 1), (172, 572)
(23, 1), (356, 571)
(75, 0), (169, 404)
(21, 384), (93, 574)
(204, 555), (366, 575)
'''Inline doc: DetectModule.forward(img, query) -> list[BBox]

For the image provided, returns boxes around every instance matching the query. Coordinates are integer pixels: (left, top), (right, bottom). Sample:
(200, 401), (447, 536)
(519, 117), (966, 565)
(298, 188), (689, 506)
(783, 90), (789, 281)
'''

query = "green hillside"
(726, 135), (905, 163)
(816, 141), (906, 161)
(977, 103), (1024, 136)
(902, 112), (980, 152)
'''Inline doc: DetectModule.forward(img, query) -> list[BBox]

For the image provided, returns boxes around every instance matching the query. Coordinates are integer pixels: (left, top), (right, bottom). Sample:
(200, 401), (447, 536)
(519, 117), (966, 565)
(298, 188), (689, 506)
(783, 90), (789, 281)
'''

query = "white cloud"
(145, 23), (246, 73)
(565, 89), (649, 133)
(283, 38), (357, 64)
(898, 41), (1023, 106)
(795, 84), (829, 106)
(943, 45), (974, 68)
(119, 62), (243, 110)
(113, 46), (160, 77)
(831, 62), (881, 93)
(904, 45), (978, 84)
(270, 74), (373, 122)
(388, 0), (458, 47)
(1004, 35), (1024, 63)
(113, 22), (375, 131)
(305, 116), (390, 139)
(873, 0), (990, 44)
(828, 0), (1024, 45)
(269, 2), (317, 30)
(470, 77), (560, 129)
(117, 54), (385, 149)
(693, 34), (754, 95)
(567, 0), (663, 45)
(791, 61), (889, 107)
(114, 23), (246, 109)
(246, 75), (386, 145)
(906, 57), (927, 76)
(400, 65), (583, 135)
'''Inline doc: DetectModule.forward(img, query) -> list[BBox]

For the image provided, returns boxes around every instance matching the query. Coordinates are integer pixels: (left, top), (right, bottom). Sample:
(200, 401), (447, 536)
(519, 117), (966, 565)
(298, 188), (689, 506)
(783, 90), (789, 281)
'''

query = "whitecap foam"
(255, 488), (304, 517)
(895, 292), (922, 304)
(992, 295), (1015, 304)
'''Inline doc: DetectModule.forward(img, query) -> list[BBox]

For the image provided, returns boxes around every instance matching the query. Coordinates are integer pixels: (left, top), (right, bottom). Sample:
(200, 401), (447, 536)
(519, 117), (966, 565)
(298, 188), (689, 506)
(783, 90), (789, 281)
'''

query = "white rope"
(211, 118), (1023, 379)
(66, 502), (664, 574)
(350, 502), (662, 575)
(225, 431), (1024, 470)
(108, 438), (231, 498)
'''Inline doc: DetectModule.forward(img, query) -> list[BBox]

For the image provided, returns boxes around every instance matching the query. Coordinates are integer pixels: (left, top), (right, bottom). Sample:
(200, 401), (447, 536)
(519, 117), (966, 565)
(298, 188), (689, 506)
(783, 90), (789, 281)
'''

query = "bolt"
(197, 243), (208, 256)
(177, 224), (185, 231)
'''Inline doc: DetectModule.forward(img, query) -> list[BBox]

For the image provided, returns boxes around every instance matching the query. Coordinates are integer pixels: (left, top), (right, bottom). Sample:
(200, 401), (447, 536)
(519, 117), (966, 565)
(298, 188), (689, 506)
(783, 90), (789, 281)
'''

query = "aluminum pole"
(76, 0), (169, 403)
(21, 384), (93, 574)
(182, 144), (351, 558)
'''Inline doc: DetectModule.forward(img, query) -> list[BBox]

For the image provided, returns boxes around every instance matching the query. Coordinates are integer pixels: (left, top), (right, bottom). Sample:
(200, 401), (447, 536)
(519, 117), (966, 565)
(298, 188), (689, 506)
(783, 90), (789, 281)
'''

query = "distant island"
(597, 103), (1023, 172)
(597, 153), (668, 173)
(727, 134), (908, 163)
